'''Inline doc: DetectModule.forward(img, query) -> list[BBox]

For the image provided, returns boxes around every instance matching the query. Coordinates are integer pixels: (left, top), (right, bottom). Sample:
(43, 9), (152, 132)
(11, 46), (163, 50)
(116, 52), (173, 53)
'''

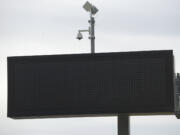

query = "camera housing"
(83, 1), (98, 15)
(76, 32), (83, 40)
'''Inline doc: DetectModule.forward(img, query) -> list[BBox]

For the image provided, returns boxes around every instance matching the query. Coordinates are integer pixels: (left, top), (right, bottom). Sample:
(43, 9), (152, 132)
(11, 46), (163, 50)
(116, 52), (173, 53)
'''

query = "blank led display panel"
(8, 50), (174, 118)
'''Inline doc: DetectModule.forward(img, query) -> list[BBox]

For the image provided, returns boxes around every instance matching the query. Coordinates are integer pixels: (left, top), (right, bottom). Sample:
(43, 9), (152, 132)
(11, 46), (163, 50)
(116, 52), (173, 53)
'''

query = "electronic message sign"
(8, 50), (174, 118)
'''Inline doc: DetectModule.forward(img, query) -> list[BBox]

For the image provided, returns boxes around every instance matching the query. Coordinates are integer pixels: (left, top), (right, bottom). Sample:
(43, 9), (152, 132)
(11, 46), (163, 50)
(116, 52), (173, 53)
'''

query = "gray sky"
(0, 0), (180, 135)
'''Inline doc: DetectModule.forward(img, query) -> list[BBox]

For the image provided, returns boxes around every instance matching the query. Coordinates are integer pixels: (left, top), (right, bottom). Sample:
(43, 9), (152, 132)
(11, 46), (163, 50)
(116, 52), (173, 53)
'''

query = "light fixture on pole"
(76, 1), (98, 54)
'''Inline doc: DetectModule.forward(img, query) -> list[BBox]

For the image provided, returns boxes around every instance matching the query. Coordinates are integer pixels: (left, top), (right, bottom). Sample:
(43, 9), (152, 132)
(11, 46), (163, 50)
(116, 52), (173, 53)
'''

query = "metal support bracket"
(175, 73), (180, 119)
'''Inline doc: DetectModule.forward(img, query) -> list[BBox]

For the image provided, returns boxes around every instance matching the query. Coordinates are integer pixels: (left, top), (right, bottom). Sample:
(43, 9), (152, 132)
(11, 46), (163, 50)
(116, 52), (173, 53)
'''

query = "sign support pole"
(118, 114), (130, 135)
(88, 3), (130, 135)
(90, 23), (130, 135)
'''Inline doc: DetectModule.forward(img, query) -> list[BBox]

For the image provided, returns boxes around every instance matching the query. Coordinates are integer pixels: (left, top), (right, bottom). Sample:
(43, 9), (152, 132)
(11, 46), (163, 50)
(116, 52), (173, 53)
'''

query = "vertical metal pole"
(175, 73), (180, 119)
(118, 114), (130, 135)
(90, 12), (95, 54)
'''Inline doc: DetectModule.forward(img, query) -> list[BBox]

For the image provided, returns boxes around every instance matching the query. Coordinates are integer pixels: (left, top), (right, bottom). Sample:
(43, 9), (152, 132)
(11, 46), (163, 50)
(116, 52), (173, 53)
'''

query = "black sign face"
(8, 50), (174, 118)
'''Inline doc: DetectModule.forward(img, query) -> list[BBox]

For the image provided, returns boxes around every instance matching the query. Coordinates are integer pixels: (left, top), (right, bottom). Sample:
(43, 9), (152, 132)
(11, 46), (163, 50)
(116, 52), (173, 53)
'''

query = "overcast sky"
(0, 0), (180, 135)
